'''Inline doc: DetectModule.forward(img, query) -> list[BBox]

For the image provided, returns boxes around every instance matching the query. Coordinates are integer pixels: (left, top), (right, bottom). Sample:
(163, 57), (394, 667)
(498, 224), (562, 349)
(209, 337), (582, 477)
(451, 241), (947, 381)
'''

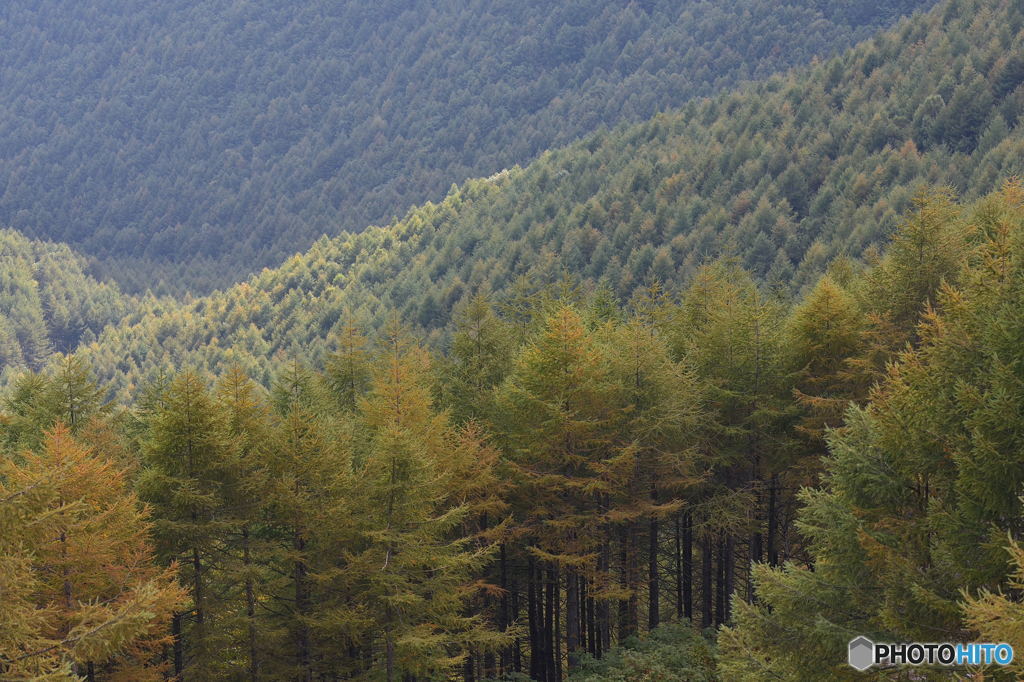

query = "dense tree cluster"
(8, 186), (1024, 680)
(0, 0), (933, 292)
(0, 229), (133, 379)
(4, 1), (1024, 678)
(51, 0), (1024, 401)
(719, 185), (1024, 680)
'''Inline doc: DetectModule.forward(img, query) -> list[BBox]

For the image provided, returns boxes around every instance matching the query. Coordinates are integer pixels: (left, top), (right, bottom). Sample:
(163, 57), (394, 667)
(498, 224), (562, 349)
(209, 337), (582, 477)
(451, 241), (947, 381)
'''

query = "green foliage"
(0, 230), (132, 379)
(49, 0), (1023, 402)
(0, 0), (933, 293)
(568, 624), (717, 682)
(720, 183), (1024, 680)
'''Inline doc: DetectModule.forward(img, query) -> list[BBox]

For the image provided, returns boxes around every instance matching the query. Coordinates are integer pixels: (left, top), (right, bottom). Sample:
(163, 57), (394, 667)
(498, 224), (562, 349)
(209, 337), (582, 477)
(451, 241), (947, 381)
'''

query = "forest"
(3, 0), (1024, 679)
(50, 0), (1021, 402)
(0, 0), (932, 293)
(5, 184), (1024, 680)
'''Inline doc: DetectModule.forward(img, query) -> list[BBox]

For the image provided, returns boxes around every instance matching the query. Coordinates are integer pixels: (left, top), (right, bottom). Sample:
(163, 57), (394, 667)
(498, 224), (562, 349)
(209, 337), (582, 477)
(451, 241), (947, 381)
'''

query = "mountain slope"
(0, 230), (133, 378)
(0, 0), (934, 293)
(67, 0), (1024, 397)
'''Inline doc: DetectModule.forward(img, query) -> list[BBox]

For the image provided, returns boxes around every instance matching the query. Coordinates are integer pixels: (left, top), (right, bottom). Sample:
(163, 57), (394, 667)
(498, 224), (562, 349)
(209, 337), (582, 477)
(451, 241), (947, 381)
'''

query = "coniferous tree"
(719, 182), (1024, 680)
(137, 372), (232, 680)
(0, 426), (183, 680)
(345, 322), (503, 680)
(214, 366), (274, 681)
(497, 305), (620, 676)
(261, 360), (349, 680)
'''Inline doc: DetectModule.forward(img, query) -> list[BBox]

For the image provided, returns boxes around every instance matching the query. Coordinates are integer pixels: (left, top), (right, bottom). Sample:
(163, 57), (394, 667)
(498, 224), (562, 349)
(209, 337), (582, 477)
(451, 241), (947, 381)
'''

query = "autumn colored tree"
(0, 425), (183, 680)
(137, 372), (232, 680)
(343, 322), (504, 680)
(720, 182), (1024, 680)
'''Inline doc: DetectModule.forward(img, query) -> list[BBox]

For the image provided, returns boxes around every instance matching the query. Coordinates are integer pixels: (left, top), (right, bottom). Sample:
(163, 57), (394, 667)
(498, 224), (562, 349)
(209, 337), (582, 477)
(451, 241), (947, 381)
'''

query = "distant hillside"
(68, 0), (1024, 398)
(0, 230), (133, 379)
(0, 0), (933, 293)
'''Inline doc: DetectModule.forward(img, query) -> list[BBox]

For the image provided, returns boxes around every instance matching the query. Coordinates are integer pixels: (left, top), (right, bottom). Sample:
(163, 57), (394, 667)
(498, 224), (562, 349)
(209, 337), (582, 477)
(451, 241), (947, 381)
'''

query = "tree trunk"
(566, 570), (579, 671)
(244, 526), (258, 681)
(546, 565), (557, 682)
(528, 555), (541, 681)
(172, 612), (184, 677)
(193, 544), (205, 627)
(627, 522), (639, 638)
(700, 534), (712, 629)
(499, 543), (509, 674)
(725, 535), (735, 623)
(648, 513), (660, 630)
(768, 474), (779, 566)
(715, 538), (725, 627)
(598, 540), (610, 657)
(386, 631), (395, 682)
(683, 512), (693, 621)
(553, 565), (562, 682)
(617, 526), (636, 641)
(294, 530), (311, 682)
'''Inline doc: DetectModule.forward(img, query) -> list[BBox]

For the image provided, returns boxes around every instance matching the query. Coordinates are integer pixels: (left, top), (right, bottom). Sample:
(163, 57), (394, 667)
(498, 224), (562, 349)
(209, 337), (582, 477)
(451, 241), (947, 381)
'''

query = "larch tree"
(496, 305), (620, 678)
(345, 321), (502, 681)
(137, 371), (232, 681)
(600, 316), (703, 634)
(0, 425), (183, 681)
(260, 360), (349, 681)
(719, 182), (1024, 681)
(214, 366), (274, 681)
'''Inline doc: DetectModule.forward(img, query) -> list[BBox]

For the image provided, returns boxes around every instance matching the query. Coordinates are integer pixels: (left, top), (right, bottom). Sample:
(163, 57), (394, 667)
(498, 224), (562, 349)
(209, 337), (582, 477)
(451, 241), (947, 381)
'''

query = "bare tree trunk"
(294, 530), (311, 682)
(172, 612), (184, 677)
(528, 555), (542, 681)
(566, 570), (580, 671)
(244, 526), (259, 681)
(768, 474), (779, 566)
(553, 565), (562, 682)
(725, 535), (735, 623)
(701, 534), (713, 629)
(386, 631), (395, 682)
(648, 513), (660, 630)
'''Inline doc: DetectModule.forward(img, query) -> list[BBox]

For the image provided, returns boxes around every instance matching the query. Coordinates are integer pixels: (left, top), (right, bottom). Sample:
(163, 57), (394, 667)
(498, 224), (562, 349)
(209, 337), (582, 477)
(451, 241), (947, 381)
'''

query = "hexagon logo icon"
(848, 636), (875, 671)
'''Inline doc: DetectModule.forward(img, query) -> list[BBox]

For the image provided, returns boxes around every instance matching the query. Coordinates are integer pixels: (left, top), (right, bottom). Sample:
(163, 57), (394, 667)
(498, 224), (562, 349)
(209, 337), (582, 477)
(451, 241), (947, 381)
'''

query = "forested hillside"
(0, 0), (933, 292)
(0, 230), (132, 378)
(7, 0), (1024, 679)
(5, 183), (1024, 679)
(67, 0), (1024, 399)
